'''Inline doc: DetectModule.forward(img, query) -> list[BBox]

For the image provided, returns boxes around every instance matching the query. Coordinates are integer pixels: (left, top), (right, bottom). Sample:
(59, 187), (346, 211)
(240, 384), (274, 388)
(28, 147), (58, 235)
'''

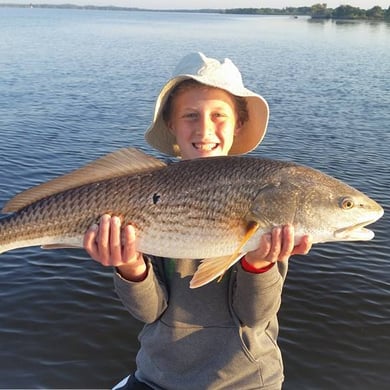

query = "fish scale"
(0, 148), (384, 288)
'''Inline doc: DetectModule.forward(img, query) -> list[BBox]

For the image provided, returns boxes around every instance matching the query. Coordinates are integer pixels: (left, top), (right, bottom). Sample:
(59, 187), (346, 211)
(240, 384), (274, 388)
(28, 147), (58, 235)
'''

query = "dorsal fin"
(2, 148), (166, 213)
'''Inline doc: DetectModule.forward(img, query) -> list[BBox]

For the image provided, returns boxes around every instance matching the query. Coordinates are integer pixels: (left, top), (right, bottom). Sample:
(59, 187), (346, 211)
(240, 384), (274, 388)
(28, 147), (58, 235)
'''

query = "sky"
(12, 1), (390, 10)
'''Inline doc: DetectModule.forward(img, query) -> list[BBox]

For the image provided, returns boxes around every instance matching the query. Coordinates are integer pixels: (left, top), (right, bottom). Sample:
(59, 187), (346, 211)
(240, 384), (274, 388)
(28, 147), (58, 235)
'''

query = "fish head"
(249, 165), (384, 244)
(291, 167), (384, 243)
(310, 191), (384, 242)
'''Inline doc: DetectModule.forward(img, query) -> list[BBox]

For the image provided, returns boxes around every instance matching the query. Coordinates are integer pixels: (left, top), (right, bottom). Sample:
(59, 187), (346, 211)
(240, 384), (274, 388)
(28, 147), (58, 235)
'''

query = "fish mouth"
(334, 218), (381, 241)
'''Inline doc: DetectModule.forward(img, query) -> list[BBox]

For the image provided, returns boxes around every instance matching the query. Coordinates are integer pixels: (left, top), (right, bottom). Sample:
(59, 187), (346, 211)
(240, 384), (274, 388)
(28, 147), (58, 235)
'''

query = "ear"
(234, 121), (243, 136)
(167, 121), (176, 136)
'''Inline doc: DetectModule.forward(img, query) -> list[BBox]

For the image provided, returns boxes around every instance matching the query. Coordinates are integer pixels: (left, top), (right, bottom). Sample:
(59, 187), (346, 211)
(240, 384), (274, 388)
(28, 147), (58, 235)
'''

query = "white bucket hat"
(145, 52), (269, 157)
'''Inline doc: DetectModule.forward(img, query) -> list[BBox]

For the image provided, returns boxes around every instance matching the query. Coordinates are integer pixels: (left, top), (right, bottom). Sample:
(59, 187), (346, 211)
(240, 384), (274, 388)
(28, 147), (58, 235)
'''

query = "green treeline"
(1, 3), (389, 21)
(309, 3), (389, 20)
(224, 4), (390, 20)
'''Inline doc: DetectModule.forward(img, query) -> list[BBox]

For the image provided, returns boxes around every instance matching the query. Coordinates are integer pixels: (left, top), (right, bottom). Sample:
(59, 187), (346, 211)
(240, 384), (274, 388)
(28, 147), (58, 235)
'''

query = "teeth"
(193, 143), (218, 151)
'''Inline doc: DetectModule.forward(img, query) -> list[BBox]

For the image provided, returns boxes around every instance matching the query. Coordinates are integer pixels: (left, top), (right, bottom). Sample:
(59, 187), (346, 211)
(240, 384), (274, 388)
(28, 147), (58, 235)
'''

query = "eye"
(340, 197), (354, 210)
(212, 112), (227, 119)
(183, 112), (198, 119)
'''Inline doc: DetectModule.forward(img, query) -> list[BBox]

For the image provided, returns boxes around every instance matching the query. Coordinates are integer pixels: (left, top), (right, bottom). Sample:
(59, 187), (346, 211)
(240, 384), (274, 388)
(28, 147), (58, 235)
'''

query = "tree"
(366, 6), (384, 19)
(386, 6), (390, 20)
(332, 5), (366, 19)
(310, 3), (332, 18)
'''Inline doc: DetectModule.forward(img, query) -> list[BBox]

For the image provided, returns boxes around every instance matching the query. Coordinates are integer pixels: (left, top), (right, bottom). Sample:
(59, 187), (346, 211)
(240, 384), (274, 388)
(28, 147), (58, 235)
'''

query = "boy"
(84, 52), (312, 389)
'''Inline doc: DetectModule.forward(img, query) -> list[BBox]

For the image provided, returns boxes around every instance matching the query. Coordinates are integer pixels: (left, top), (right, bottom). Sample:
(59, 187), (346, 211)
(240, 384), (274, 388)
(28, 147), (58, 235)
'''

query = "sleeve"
(113, 258), (169, 324)
(231, 260), (288, 328)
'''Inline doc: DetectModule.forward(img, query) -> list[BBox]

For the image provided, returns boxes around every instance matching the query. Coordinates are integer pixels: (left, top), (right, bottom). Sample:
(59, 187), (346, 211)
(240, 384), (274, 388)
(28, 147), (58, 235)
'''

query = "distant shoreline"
(0, 3), (389, 21)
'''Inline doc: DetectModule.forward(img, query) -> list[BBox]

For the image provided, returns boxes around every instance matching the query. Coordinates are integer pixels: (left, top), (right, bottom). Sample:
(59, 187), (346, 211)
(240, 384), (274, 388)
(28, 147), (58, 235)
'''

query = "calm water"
(0, 7), (389, 389)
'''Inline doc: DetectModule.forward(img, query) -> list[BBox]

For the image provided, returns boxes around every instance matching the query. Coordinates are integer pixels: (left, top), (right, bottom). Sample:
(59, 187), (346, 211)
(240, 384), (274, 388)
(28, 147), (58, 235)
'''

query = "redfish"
(0, 148), (383, 288)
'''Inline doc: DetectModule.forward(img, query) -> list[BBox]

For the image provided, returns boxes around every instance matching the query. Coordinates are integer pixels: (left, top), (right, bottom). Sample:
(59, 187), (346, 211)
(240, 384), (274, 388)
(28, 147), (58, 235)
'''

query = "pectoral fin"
(190, 254), (242, 288)
(190, 221), (260, 289)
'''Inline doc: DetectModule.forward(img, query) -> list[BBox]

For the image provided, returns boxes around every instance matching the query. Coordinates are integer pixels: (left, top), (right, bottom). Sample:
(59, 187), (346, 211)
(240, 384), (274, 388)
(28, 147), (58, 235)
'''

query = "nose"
(196, 114), (213, 136)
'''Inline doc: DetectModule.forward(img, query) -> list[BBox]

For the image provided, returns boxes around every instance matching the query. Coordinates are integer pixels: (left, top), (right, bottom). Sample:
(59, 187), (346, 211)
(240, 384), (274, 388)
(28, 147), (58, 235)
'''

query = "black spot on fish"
(153, 193), (161, 205)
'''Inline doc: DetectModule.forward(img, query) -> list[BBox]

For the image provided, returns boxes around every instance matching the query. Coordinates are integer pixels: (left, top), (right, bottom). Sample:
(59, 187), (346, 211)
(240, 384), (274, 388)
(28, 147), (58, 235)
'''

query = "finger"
(245, 232), (272, 264)
(258, 232), (272, 257)
(109, 216), (122, 264)
(279, 224), (295, 261)
(98, 214), (112, 265)
(267, 227), (282, 262)
(291, 234), (313, 256)
(84, 223), (100, 260)
(122, 224), (137, 263)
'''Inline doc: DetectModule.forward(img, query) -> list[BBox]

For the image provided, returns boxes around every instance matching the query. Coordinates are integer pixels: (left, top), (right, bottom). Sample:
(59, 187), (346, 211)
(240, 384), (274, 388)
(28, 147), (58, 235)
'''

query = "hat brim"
(145, 75), (269, 157)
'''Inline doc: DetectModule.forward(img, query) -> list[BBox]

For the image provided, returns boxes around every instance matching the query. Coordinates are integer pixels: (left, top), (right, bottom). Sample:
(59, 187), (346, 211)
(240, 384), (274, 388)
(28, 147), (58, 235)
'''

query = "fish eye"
(340, 197), (354, 210)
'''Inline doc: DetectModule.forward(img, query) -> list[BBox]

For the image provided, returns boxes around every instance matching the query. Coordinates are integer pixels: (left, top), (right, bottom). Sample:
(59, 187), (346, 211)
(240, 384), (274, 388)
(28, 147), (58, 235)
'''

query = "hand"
(245, 225), (312, 269)
(83, 214), (147, 281)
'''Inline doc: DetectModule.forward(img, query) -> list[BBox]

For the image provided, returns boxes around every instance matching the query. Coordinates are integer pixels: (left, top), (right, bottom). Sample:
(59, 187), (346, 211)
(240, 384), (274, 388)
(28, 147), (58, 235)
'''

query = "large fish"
(0, 148), (384, 288)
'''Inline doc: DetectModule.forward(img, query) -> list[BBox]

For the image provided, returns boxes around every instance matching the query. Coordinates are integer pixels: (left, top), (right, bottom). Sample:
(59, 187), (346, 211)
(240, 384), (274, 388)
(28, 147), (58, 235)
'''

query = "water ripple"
(0, 8), (389, 389)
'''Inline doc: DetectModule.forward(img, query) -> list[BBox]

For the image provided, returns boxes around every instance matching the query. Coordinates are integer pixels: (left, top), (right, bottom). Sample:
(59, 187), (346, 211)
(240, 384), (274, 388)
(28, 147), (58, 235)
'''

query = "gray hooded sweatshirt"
(114, 257), (288, 390)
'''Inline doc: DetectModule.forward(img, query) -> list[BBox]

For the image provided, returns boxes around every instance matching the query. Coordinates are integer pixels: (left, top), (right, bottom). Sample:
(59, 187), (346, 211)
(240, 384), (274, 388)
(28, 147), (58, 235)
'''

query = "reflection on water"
(0, 7), (389, 389)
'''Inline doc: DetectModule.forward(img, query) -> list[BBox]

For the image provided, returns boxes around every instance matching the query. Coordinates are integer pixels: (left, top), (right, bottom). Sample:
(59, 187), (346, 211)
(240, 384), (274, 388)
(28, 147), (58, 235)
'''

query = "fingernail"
(102, 214), (111, 222)
(90, 224), (98, 231)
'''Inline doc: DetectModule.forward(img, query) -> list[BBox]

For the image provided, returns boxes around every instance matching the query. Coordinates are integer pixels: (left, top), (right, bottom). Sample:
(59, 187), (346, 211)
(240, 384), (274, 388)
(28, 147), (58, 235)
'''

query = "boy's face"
(168, 87), (241, 160)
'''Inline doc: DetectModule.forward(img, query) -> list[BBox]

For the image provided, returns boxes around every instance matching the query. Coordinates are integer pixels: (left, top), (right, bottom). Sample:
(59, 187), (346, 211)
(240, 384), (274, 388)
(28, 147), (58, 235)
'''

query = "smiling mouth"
(193, 143), (219, 151)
